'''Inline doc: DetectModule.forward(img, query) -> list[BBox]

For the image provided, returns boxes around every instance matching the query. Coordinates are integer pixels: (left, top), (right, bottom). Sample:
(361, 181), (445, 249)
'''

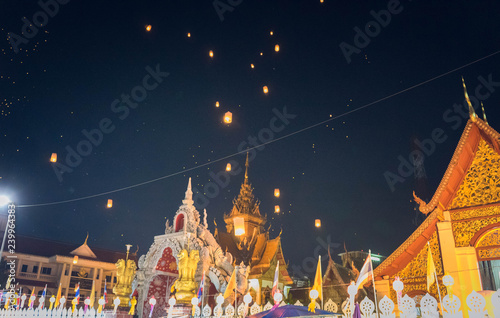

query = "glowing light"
(209, 50), (214, 58)
(145, 25), (152, 32)
(270, 31), (273, 35)
(260, 52), (263, 56)
(226, 163), (232, 172)
(215, 101), (220, 108)
(187, 32), (191, 37)
(234, 217), (245, 236)
(250, 64), (255, 69)
(0, 196), (10, 206)
(263, 86), (269, 94)
(275, 205), (280, 213)
(315, 219), (321, 228)
(50, 153), (57, 163)
(224, 111), (232, 124)
(275, 44), (280, 52)
(107, 199), (113, 208)
(371, 256), (381, 262)
(274, 188), (280, 197)
(73, 255), (78, 264)
(309, 289), (319, 300)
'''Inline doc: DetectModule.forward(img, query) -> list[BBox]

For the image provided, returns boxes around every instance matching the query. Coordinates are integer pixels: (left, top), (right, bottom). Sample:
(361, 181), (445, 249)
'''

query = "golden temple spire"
(84, 232), (89, 245)
(244, 152), (249, 184)
(481, 102), (488, 124)
(462, 77), (477, 120)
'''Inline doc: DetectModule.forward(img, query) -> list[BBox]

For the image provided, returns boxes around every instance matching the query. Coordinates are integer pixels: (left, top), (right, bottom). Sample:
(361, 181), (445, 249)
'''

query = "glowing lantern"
(263, 86), (269, 94)
(145, 25), (152, 32)
(270, 31), (273, 35)
(215, 101), (220, 108)
(209, 50), (214, 58)
(107, 199), (113, 208)
(224, 112), (232, 124)
(226, 163), (232, 171)
(275, 205), (280, 213)
(315, 219), (321, 228)
(260, 52), (263, 56)
(73, 255), (78, 264)
(275, 44), (280, 52)
(50, 153), (57, 163)
(234, 217), (245, 236)
(250, 64), (255, 69)
(320, 0), (324, 2)
(187, 32), (191, 37)
(274, 188), (280, 197)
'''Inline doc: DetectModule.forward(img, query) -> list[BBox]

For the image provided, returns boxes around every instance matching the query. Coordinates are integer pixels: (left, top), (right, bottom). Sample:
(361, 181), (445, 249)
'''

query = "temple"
(374, 92), (500, 311)
(217, 154), (293, 305)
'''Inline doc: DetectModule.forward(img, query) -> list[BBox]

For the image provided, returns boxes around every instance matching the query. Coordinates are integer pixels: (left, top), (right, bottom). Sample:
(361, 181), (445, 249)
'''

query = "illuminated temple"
(374, 104), (500, 308)
(217, 155), (293, 305)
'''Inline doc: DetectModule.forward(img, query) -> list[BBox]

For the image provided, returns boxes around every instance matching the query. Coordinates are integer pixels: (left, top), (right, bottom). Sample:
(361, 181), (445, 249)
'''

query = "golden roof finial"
(244, 152), (249, 184)
(462, 76), (477, 120)
(481, 102), (488, 124)
(84, 232), (89, 245)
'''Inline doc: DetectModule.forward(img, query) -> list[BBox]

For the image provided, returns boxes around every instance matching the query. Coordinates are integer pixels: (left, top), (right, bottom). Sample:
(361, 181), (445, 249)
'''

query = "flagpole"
(369, 250), (379, 318)
(320, 255), (323, 310)
(234, 266), (238, 318)
(201, 272), (205, 312)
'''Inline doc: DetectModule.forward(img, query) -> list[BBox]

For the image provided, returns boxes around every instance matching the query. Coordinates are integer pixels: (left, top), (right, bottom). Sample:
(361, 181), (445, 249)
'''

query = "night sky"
(1, 0), (500, 275)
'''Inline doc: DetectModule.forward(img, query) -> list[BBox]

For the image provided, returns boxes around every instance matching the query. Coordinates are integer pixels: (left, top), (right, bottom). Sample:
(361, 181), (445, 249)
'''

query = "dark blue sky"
(1, 0), (500, 272)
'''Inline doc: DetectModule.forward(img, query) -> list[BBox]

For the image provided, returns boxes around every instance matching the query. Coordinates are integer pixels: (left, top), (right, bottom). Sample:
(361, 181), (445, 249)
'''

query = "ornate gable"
(450, 139), (500, 209)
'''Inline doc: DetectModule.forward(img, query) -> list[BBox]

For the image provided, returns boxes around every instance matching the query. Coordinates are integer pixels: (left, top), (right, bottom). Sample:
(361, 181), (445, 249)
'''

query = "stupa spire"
(481, 102), (488, 124)
(244, 152), (249, 184)
(182, 177), (194, 206)
(462, 77), (477, 120)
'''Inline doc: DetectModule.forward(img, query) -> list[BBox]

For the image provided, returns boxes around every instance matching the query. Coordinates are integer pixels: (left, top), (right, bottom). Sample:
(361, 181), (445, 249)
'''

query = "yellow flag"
(312, 255), (322, 300)
(223, 269), (237, 299)
(54, 284), (62, 308)
(89, 280), (95, 308)
(28, 287), (35, 308)
(427, 244), (436, 291)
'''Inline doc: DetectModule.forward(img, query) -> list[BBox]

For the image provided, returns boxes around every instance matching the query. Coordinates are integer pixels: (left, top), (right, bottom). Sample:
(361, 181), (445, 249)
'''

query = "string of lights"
(17, 49), (500, 208)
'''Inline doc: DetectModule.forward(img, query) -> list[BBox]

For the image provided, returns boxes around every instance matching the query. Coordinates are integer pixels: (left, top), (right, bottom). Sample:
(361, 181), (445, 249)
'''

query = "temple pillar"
(455, 247), (482, 295)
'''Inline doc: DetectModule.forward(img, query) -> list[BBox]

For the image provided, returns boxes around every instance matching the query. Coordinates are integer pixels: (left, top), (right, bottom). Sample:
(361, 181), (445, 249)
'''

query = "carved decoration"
(450, 139), (500, 209)
(475, 227), (500, 247)
(450, 204), (500, 221)
(477, 248), (500, 260)
(452, 215), (500, 247)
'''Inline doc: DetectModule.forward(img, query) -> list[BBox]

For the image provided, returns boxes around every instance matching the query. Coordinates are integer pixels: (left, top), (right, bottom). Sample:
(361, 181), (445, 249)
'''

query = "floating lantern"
(187, 32), (191, 37)
(226, 163), (232, 171)
(320, 0), (324, 2)
(275, 205), (280, 213)
(234, 217), (245, 236)
(209, 50), (214, 58)
(250, 64), (255, 69)
(215, 101), (220, 108)
(145, 25), (152, 32)
(260, 52), (263, 56)
(50, 153), (57, 163)
(263, 86), (269, 94)
(224, 112), (232, 124)
(270, 31), (273, 36)
(274, 188), (280, 197)
(73, 255), (78, 264)
(275, 44), (280, 52)
(107, 199), (113, 208)
(315, 219), (321, 228)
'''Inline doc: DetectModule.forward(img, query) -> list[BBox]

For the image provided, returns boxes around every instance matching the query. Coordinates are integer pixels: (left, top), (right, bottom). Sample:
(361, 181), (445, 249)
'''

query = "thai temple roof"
(375, 96), (500, 279)
(70, 234), (97, 259)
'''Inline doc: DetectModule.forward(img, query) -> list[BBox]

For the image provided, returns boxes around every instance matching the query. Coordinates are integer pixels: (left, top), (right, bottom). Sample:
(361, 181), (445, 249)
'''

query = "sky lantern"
(275, 44), (280, 52)
(187, 32), (191, 37)
(209, 50), (214, 58)
(73, 255), (78, 264)
(50, 153), (57, 163)
(226, 163), (232, 172)
(224, 111), (232, 124)
(270, 31), (273, 35)
(250, 64), (255, 69)
(260, 52), (263, 56)
(234, 217), (245, 236)
(107, 199), (113, 208)
(274, 188), (280, 197)
(275, 205), (280, 213)
(215, 101), (220, 108)
(315, 219), (321, 228)
(263, 86), (269, 94)
(145, 25), (152, 32)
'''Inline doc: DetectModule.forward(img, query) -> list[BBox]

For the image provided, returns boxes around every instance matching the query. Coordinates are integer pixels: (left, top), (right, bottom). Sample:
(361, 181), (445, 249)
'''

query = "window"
(32, 265), (39, 273)
(41, 267), (52, 275)
(105, 275), (111, 283)
(21, 265), (28, 273)
(113, 276), (117, 283)
(65, 269), (69, 276)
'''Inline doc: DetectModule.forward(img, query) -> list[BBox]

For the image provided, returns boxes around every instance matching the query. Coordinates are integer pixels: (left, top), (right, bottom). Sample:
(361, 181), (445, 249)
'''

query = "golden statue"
(173, 248), (200, 303)
(113, 245), (137, 307)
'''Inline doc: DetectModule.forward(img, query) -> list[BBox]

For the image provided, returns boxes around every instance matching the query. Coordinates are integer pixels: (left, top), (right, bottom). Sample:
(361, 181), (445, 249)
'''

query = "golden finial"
(83, 232), (89, 245)
(462, 77), (477, 119)
(481, 102), (488, 124)
(244, 152), (249, 183)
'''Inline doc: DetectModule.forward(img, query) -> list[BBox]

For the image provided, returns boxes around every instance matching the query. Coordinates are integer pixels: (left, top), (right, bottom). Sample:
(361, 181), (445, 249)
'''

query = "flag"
(89, 280), (95, 308)
(223, 269), (237, 299)
(427, 244), (436, 291)
(75, 283), (80, 303)
(28, 287), (35, 308)
(104, 280), (108, 307)
(271, 260), (280, 299)
(312, 256), (322, 300)
(355, 253), (373, 290)
(55, 284), (62, 308)
(197, 271), (205, 301)
(40, 285), (47, 309)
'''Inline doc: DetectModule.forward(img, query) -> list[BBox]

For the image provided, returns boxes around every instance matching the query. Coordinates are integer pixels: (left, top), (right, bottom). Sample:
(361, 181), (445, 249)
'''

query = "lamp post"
(0, 195), (12, 260)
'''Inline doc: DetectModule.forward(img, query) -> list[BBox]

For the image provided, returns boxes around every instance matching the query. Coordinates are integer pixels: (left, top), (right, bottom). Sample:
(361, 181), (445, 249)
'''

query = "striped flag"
(197, 271), (205, 302)
(103, 280), (108, 307)
(355, 253), (373, 290)
(40, 285), (47, 309)
(75, 283), (80, 303)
